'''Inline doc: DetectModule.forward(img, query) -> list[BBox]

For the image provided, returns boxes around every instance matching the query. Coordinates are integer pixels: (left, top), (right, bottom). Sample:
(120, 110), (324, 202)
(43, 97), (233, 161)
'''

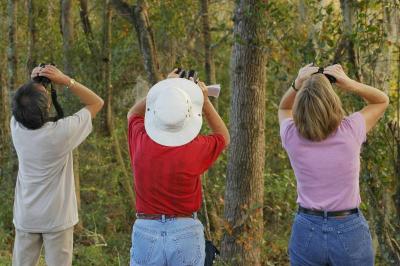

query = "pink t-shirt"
(280, 112), (366, 211)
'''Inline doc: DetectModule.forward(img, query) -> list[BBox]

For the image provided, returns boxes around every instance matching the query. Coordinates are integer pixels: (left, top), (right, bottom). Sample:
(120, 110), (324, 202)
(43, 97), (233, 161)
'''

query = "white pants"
(12, 227), (73, 266)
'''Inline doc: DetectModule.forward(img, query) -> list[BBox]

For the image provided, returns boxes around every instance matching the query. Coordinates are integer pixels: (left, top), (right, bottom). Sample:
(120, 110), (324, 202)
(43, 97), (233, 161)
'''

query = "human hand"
(167, 68), (180, 79)
(31, 66), (42, 80)
(295, 63), (319, 89)
(37, 65), (71, 86)
(196, 79), (210, 105)
(324, 64), (354, 91)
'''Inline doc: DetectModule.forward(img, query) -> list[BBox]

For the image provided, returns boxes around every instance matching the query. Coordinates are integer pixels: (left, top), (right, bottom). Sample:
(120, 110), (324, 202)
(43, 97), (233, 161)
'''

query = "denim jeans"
(289, 211), (374, 266)
(130, 217), (205, 266)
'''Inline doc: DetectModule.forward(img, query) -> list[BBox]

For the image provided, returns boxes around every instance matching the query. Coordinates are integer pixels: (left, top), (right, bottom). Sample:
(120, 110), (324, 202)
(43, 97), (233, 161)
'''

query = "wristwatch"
(291, 80), (298, 92)
(68, 78), (76, 88)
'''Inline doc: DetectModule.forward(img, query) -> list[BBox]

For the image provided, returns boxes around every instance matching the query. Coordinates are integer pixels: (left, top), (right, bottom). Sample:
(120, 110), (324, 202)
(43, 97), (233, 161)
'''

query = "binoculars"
(31, 63), (64, 120)
(315, 67), (336, 84)
(175, 68), (199, 83)
(32, 63), (55, 87)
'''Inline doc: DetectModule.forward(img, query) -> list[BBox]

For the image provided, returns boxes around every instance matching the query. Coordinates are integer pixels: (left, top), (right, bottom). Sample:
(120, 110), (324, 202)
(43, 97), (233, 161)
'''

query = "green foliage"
(1, 0), (399, 264)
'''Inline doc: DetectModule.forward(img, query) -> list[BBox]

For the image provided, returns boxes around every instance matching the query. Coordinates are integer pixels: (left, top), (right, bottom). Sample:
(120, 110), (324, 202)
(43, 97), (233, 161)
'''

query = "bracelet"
(291, 80), (298, 92)
(67, 78), (76, 88)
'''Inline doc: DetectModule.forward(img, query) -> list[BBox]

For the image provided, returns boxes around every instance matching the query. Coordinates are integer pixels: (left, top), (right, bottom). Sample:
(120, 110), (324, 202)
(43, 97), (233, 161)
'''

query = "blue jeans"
(130, 217), (205, 266)
(289, 211), (374, 266)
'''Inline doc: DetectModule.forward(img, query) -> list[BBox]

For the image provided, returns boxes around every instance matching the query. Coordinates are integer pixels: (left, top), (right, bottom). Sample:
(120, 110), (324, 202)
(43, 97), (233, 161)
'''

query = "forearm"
(346, 80), (389, 105)
(68, 80), (103, 107)
(203, 99), (230, 145)
(279, 86), (297, 110)
(67, 79), (104, 117)
(127, 97), (146, 118)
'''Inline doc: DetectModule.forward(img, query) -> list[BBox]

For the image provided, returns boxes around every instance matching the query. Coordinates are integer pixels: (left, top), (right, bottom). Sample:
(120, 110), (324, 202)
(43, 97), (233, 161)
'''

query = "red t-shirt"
(128, 115), (226, 215)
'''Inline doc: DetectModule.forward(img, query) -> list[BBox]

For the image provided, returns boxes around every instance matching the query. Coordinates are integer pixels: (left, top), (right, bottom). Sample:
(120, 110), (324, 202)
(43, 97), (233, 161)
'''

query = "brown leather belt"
(298, 206), (359, 217)
(136, 212), (198, 220)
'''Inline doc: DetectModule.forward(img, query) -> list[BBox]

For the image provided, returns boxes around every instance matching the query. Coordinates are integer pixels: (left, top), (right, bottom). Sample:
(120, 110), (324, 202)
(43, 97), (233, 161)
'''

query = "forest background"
(0, 0), (400, 265)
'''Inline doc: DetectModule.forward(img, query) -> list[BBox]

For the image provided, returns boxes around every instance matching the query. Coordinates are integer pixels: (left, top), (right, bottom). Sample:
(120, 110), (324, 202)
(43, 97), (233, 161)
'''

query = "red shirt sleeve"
(128, 115), (145, 160)
(128, 115), (145, 138)
(192, 133), (226, 174)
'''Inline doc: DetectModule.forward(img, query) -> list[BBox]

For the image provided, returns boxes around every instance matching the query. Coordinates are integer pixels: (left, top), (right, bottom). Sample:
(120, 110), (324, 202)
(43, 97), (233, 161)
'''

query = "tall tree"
(61, 0), (74, 76)
(221, 0), (267, 265)
(383, 4), (399, 222)
(7, 0), (17, 92)
(79, 0), (101, 59)
(111, 0), (162, 85)
(199, 0), (222, 242)
(0, 61), (10, 172)
(334, 0), (362, 81)
(61, 0), (83, 230)
(79, 0), (109, 131)
(102, 0), (136, 211)
(27, 0), (38, 77)
(200, 0), (216, 87)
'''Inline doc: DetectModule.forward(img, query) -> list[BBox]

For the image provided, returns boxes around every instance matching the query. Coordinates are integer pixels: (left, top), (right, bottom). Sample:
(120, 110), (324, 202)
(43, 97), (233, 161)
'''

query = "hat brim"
(144, 78), (204, 147)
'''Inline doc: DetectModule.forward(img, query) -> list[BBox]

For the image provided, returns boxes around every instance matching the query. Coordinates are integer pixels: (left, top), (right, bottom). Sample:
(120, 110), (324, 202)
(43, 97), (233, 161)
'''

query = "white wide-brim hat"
(145, 78), (204, 147)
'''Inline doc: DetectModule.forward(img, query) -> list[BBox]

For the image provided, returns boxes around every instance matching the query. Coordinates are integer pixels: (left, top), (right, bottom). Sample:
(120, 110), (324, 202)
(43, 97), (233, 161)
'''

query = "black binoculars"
(32, 63), (55, 87)
(315, 67), (336, 84)
(175, 68), (199, 83)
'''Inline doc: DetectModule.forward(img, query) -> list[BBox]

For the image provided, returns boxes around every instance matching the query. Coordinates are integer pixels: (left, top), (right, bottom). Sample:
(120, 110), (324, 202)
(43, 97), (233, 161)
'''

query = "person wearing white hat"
(126, 69), (229, 266)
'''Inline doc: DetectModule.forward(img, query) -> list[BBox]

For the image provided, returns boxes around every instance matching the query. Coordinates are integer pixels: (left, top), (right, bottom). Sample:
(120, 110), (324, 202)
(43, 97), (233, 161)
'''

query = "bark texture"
(221, 1), (267, 265)
(61, 0), (74, 76)
(79, 0), (101, 60)
(27, 0), (38, 76)
(111, 0), (162, 85)
(334, 0), (362, 81)
(200, 0), (216, 86)
(0, 65), (10, 171)
(200, 0), (218, 109)
(7, 0), (17, 91)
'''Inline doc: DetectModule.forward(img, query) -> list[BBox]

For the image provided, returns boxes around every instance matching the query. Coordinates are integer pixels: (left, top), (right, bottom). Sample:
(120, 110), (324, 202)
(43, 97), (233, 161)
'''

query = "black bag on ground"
(205, 240), (220, 266)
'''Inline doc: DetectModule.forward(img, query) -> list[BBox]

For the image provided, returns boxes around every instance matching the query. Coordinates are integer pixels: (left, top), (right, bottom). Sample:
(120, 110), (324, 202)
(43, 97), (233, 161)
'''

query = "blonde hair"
(293, 74), (344, 141)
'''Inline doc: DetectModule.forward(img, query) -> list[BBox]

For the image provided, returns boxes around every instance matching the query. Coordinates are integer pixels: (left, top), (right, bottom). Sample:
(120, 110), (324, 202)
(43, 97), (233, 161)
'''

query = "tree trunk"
(103, 0), (136, 211)
(200, 0), (216, 86)
(61, 0), (74, 76)
(200, 0), (217, 110)
(334, 0), (362, 81)
(111, 0), (162, 85)
(199, 0), (222, 242)
(0, 65), (10, 173)
(132, 0), (162, 85)
(394, 44), (400, 224)
(79, 0), (101, 58)
(27, 0), (38, 77)
(79, 0), (108, 131)
(7, 0), (17, 92)
(103, 0), (112, 136)
(61, 0), (83, 231)
(221, 1), (267, 265)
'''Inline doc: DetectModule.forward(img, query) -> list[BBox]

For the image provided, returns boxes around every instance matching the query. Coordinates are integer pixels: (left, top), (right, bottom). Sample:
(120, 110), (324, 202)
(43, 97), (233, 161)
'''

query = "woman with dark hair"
(278, 63), (389, 265)
(11, 65), (103, 266)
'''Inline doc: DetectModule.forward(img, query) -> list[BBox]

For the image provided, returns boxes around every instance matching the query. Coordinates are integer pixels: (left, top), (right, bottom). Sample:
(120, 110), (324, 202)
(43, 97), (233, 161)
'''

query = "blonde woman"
(278, 63), (389, 265)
